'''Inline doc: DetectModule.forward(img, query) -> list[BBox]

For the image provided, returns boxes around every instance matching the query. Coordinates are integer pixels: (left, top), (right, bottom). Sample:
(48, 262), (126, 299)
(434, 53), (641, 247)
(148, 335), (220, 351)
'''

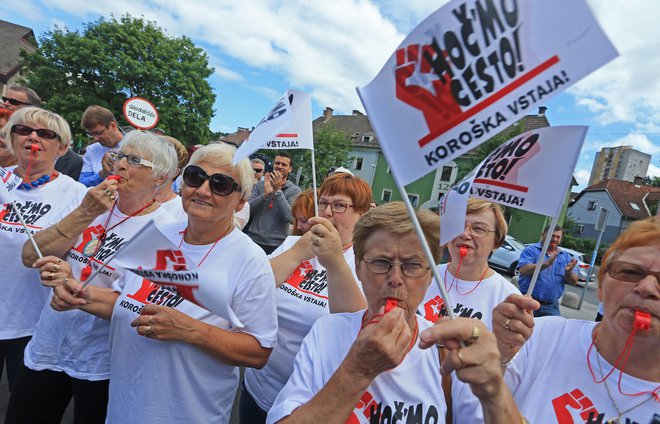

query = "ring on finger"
(456, 350), (466, 368)
(49, 272), (55, 280)
(52, 265), (60, 272)
(467, 325), (480, 344)
(148, 316), (153, 325)
(145, 325), (152, 337)
(504, 318), (511, 330)
(110, 194), (116, 200)
(313, 236), (321, 246)
(103, 188), (112, 196)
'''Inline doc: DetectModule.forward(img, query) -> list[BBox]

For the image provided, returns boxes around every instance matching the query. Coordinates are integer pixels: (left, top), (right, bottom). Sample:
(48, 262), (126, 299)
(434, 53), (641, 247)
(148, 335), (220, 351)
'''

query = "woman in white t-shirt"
(7, 130), (178, 423)
(493, 217), (659, 424)
(0, 107), (88, 394)
(419, 198), (520, 329)
(242, 173), (372, 423)
(39, 143), (278, 424)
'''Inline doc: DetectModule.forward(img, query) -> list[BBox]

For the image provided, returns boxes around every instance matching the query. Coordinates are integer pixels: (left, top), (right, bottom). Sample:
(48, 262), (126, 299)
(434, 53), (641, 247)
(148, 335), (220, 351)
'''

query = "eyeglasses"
(108, 151), (154, 168)
(183, 165), (241, 196)
(11, 124), (60, 140)
(86, 125), (109, 138)
(318, 200), (353, 213)
(606, 261), (660, 283)
(253, 168), (264, 173)
(363, 258), (430, 278)
(464, 222), (496, 239)
(2, 96), (32, 106)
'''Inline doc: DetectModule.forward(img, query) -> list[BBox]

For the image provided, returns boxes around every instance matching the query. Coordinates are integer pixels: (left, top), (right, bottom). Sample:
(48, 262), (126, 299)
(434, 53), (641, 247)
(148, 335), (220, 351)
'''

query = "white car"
(488, 235), (526, 275)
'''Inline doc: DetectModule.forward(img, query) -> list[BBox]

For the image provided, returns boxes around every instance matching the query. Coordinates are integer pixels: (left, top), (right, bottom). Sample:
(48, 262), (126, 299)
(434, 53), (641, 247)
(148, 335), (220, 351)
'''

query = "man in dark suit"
(55, 148), (83, 181)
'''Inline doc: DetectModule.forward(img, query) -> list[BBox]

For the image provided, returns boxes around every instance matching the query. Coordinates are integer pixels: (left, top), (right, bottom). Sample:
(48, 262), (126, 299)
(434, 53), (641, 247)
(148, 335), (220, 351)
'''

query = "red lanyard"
(359, 310), (419, 357)
(177, 225), (233, 268)
(444, 259), (489, 296)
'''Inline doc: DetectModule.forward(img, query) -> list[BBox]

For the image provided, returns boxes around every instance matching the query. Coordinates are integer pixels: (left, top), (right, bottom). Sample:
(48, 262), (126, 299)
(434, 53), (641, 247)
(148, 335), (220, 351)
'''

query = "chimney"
(352, 110), (364, 116)
(323, 107), (334, 122)
(633, 176), (644, 186)
(537, 106), (547, 117)
(237, 127), (249, 133)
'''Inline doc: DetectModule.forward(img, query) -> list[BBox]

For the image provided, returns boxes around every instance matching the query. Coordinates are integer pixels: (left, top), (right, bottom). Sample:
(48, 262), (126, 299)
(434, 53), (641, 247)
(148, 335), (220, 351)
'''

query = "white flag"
(0, 167), (23, 205)
(439, 126), (587, 245)
(233, 90), (313, 163)
(357, 0), (617, 185)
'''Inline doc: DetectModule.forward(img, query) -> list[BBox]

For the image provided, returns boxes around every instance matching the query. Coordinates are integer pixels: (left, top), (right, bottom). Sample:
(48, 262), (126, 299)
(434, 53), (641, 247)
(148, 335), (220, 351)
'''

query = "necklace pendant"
(83, 238), (101, 257)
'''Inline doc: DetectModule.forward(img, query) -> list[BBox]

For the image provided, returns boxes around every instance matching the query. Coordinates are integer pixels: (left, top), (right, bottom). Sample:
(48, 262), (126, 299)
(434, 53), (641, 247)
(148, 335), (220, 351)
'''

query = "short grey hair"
(120, 130), (177, 182)
(187, 144), (256, 198)
(251, 158), (265, 168)
(1, 107), (71, 155)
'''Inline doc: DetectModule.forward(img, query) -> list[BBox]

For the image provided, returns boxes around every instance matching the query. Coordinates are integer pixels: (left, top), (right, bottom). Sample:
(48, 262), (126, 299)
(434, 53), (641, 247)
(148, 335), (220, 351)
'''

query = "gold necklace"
(595, 351), (654, 423)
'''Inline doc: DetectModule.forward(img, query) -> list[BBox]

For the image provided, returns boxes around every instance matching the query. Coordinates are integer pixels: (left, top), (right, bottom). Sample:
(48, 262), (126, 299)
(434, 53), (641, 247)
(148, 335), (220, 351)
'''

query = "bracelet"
(501, 349), (521, 369)
(56, 221), (76, 239)
(521, 417), (530, 424)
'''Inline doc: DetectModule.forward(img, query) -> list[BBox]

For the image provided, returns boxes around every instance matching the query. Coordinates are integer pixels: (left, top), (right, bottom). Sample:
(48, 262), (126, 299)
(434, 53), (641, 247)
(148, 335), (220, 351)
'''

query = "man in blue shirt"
(78, 105), (124, 187)
(517, 225), (578, 317)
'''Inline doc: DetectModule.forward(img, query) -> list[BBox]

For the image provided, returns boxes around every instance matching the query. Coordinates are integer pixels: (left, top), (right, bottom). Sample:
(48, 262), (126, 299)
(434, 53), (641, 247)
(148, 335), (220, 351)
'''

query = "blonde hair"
(1, 107), (71, 154)
(187, 143), (255, 198)
(466, 198), (508, 247)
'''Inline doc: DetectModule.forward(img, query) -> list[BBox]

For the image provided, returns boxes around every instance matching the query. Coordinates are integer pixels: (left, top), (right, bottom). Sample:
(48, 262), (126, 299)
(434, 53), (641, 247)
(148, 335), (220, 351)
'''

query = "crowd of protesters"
(0, 86), (657, 423)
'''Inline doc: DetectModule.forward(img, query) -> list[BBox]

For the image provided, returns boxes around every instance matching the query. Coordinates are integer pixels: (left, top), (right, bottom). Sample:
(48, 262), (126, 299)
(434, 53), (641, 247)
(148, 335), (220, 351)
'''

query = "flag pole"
(310, 149), (319, 217)
(11, 201), (43, 258)
(395, 182), (458, 320)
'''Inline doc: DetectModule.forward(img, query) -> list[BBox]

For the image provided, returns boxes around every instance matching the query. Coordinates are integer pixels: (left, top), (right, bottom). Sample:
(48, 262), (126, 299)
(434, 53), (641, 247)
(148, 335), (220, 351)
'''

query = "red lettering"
(126, 278), (158, 303)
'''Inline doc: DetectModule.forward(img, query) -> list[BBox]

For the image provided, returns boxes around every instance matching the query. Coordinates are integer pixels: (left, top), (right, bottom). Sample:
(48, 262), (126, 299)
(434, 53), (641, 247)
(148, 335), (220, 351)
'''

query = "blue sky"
(2, 0), (659, 191)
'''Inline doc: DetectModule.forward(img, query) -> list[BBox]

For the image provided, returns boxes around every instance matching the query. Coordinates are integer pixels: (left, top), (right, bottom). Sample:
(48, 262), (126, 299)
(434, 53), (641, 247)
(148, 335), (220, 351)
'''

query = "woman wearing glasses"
(31, 143), (278, 423)
(491, 216), (659, 424)
(242, 173), (372, 423)
(418, 198), (520, 330)
(7, 130), (176, 423)
(0, 108), (87, 395)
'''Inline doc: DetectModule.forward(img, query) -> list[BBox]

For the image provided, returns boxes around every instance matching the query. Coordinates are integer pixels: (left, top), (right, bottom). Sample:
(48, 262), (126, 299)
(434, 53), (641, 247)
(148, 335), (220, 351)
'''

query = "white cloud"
(610, 134), (660, 156)
(575, 169), (591, 186)
(212, 65), (242, 82)
(647, 163), (660, 177)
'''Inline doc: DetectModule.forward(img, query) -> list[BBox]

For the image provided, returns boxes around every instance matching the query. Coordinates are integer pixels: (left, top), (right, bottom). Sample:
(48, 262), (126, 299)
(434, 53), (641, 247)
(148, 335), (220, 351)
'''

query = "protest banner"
(123, 97), (159, 130)
(357, 0), (617, 185)
(439, 126), (587, 245)
(110, 221), (242, 326)
(233, 90), (312, 163)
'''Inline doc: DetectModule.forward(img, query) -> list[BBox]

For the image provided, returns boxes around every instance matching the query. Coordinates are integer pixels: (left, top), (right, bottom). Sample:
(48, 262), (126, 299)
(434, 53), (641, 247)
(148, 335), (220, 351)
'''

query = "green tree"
(288, 123), (352, 188)
(19, 14), (215, 145)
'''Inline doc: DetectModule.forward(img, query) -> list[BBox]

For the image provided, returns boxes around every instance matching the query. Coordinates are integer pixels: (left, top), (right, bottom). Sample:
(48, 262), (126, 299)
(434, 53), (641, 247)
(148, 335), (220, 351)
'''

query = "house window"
(629, 202), (640, 210)
(407, 194), (419, 208)
(386, 165), (391, 174)
(587, 201), (597, 210)
(440, 166), (452, 181)
(362, 135), (372, 143)
(355, 157), (363, 171)
(382, 189), (392, 202)
(577, 225), (584, 233)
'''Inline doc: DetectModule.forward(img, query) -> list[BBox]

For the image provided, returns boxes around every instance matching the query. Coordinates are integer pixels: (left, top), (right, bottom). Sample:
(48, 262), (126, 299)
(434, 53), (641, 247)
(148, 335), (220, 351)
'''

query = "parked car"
(488, 235), (526, 275)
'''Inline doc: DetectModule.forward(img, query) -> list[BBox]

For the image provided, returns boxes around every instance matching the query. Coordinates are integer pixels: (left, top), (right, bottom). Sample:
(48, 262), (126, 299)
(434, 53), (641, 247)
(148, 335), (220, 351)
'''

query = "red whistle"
(633, 310), (651, 330)
(385, 298), (398, 313)
(107, 175), (121, 181)
(80, 265), (92, 282)
(459, 246), (468, 257)
(30, 145), (39, 153)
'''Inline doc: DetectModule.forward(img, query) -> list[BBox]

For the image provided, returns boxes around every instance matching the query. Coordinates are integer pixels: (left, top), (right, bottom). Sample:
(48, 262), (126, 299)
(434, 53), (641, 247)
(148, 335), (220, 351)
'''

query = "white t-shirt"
(418, 263), (520, 329)
(267, 312), (447, 424)
(0, 174), (87, 339)
(24, 205), (174, 380)
(505, 317), (658, 424)
(159, 194), (187, 221)
(106, 222), (278, 424)
(244, 235), (361, 411)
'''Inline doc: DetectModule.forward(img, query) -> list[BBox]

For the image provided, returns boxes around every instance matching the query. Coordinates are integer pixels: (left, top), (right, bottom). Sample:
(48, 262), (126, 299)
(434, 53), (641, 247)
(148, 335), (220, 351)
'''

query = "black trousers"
(5, 365), (109, 424)
(239, 383), (268, 424)
(0, 336), (30, 393)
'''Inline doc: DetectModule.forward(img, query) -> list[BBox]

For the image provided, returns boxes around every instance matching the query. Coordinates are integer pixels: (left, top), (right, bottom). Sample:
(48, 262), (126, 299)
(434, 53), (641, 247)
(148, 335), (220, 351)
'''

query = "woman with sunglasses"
(37, 143), (278, 423)
(490, 216), (659, 424)
(7, 130), (176, 423)
(241, 173), (371, 423)
(0, 108), (88, 396)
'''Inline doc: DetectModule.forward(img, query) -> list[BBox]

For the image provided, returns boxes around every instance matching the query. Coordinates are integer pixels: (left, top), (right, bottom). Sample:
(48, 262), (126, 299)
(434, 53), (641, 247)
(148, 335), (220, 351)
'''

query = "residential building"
(588, 145), (651, 186)
(568, 178), (660, 243)
(0, 20), (37, 94)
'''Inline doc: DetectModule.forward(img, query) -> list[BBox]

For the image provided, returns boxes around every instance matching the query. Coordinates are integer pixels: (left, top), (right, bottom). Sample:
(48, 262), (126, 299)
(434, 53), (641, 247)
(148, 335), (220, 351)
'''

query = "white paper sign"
(358, 0), (617, 185)
(123, 97), (160, 130)
(439, 126), (587, 245)
(0, 166), (22, 205)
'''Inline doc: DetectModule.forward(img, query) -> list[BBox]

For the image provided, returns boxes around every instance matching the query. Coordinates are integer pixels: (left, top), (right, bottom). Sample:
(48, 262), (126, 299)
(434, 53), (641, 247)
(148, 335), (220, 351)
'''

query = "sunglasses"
(183, 165), (241, 196)
(11, 124), (60, 140)
(2, 96), (32, 106)
(108, 151), (154, 168)
(253, 168), (264, 173)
